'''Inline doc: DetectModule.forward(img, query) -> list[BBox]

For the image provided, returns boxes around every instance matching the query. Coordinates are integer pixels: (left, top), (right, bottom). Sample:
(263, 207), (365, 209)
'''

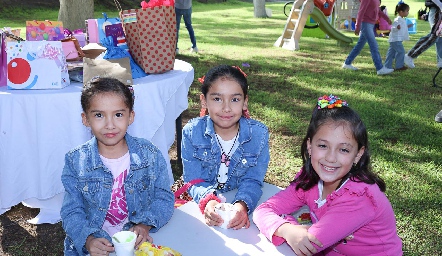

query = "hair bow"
(317, 94), (348, 109)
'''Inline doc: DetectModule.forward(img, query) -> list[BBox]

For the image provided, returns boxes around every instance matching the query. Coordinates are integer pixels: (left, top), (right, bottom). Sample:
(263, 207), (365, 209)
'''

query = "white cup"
(214, 203), (237, 229)
(112, 231), (136, 256)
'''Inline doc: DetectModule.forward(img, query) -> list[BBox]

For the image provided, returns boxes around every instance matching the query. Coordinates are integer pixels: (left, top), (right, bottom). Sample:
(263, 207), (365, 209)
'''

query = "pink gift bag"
(86, 19), (99, 44)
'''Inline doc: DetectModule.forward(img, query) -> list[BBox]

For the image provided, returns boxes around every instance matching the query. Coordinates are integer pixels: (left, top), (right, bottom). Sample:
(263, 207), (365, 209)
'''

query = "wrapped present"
(6, 41), (70, 89)
(26, 20), (64, 41)
(61, 36), (85, 61)
(64, 29), (87, 47)
(116, 0), (177, 74)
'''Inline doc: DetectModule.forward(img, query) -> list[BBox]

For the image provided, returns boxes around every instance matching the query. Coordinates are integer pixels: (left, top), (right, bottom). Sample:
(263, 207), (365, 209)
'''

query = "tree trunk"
(253, 0), (268, 18)
(58, 0), (94, 30)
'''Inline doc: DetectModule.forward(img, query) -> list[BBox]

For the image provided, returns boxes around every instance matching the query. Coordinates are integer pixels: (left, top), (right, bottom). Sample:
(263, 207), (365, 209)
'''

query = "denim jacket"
(181, 116), (270, 214)
(61, 133), (174, 256)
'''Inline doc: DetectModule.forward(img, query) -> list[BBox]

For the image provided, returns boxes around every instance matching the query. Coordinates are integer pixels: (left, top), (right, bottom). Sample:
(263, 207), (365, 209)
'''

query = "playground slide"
(310, 7), (353, 45)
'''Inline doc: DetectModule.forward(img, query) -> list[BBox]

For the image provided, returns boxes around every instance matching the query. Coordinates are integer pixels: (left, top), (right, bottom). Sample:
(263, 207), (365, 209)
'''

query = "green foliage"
(1, 0), (441, 255)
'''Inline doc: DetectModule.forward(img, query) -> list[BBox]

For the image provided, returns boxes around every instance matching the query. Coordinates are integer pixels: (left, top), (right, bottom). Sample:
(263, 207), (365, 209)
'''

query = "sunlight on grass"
(2, 0), (441, 254)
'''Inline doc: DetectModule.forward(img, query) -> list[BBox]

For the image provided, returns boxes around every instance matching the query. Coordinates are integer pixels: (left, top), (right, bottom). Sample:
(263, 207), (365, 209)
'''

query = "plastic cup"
(111, 231), (136, 256)
(214, 203), (237, 229)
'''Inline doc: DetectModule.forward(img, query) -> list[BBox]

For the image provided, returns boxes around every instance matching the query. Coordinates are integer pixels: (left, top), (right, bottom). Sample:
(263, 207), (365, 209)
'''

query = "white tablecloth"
(152, 182), (295, 255)
(0, 59), (194, 223)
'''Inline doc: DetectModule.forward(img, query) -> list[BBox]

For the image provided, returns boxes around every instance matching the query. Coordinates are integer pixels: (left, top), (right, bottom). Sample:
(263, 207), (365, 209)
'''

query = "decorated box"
(6, 41), (70, 89)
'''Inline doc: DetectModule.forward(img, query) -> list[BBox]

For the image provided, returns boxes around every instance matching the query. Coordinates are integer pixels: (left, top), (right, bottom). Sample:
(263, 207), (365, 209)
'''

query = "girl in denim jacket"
(181, 65), (270, 230)
(61, 77), (174, 256)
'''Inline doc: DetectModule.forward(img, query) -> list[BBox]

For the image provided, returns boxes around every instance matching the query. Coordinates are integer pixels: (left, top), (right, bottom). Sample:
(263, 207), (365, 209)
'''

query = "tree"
(58, 0), (94, 30)
(253, 0), (268, 18)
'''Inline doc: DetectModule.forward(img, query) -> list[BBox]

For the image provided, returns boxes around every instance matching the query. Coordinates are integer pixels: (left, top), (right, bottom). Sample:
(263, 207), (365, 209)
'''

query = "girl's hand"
(85, 236), (114, 256)
(129, 224), (153, 249)
(204, 200), (223, 226)
(354, 29), (360, 36)
(276, 223), (323, 256)
(228, 201), (250, 229)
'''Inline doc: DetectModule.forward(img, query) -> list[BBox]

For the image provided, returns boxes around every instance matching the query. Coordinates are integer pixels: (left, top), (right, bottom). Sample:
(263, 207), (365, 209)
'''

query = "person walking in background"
(181, 65), (270, 230)
(253, 95), (403, 256)
(175, 0), (198, 54)
(61, 77), (174, 256)
(342, 0), (394, 75)
(404, 0), (442, 68)
(384, 2), (413, 71)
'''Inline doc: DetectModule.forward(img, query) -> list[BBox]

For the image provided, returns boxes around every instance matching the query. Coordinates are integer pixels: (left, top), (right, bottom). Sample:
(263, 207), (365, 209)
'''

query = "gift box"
(26, 20), (65, 41)
(6, 41), (70, 89)
(65, 29), (87, 47)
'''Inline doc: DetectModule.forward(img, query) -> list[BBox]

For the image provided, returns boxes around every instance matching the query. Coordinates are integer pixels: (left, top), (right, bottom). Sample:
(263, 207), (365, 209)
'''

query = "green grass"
(1, 0), (441, 255)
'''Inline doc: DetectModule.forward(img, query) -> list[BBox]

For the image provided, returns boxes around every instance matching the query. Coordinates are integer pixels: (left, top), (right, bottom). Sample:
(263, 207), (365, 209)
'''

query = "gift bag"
(86, 19), (99, 44)
(0, 32), (6, 86)
(6, 41), (70, 89)
(104, 23), (128, 51)
(97, 13), (121, 44)
(116, 0), (177, 74)
(83, 57), (133, 85)
(101, 36), (147, 79)
(26, 20), (64, 41)
(61, 36), (85, 61)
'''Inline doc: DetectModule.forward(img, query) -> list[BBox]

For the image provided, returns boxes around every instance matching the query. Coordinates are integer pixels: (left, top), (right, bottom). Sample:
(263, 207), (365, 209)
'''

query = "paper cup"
(112, 231), (136, 256)
(214, 203), (237, 229)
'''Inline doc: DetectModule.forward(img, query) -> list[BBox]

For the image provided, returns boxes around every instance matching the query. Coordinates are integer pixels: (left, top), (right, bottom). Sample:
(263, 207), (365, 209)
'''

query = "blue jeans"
(407, 7), (442, 63)
(345, 22), (383, 70)
(175, 7), (197, 49)
(385, 41), (405, 69)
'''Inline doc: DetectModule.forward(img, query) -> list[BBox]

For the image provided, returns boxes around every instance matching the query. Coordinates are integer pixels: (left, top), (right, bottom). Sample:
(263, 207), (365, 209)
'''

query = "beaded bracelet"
(198, 193), (221, 214)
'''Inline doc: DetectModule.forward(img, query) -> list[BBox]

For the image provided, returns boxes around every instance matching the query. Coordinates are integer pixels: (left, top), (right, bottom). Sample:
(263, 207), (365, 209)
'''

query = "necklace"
(215, 130), (238, 189)
(215, 131), (238, 167)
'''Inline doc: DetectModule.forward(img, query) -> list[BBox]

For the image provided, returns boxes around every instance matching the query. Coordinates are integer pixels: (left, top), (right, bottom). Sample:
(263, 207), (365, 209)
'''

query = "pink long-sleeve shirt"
(253, 174), (402, 255)
(356, 0), (390, 31)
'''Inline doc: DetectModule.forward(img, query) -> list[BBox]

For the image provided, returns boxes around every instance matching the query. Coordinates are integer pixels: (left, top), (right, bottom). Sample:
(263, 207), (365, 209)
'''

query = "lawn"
(1, 0), (441, 255)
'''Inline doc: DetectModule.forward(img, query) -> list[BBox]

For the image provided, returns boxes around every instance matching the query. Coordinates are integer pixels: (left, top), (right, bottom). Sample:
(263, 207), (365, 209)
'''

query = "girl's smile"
(307, 121), (364, 194)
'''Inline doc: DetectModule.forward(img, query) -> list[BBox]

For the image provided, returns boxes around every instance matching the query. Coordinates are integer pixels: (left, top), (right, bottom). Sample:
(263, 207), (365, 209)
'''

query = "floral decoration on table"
(135, 242), (181, 256)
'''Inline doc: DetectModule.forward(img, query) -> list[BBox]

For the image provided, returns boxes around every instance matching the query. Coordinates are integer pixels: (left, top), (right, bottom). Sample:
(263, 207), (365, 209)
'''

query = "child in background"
(342, 0), (394, 75)
(404, 0), (442, 68)
(377, 1), (391, 36)
(61, 77), (174, 256)
(253, 95), (402, 256)
(181, 65), (270, 230)
(385, 2), (412, 71)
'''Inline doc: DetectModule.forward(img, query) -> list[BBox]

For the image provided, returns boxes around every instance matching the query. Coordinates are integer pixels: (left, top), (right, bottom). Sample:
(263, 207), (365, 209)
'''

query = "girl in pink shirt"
(253, 95), (402, 255)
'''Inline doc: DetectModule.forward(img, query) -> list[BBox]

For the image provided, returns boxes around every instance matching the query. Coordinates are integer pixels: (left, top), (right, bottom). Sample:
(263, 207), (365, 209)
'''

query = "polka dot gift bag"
(114, 0), (177, 74)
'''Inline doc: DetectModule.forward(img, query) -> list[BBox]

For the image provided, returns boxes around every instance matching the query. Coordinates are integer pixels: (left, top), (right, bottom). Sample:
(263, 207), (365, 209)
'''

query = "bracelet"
(198, 193), (221, 214)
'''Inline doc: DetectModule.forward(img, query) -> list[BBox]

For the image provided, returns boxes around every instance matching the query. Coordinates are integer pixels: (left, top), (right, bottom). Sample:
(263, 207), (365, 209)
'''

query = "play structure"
(275, 0), (353, 51)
